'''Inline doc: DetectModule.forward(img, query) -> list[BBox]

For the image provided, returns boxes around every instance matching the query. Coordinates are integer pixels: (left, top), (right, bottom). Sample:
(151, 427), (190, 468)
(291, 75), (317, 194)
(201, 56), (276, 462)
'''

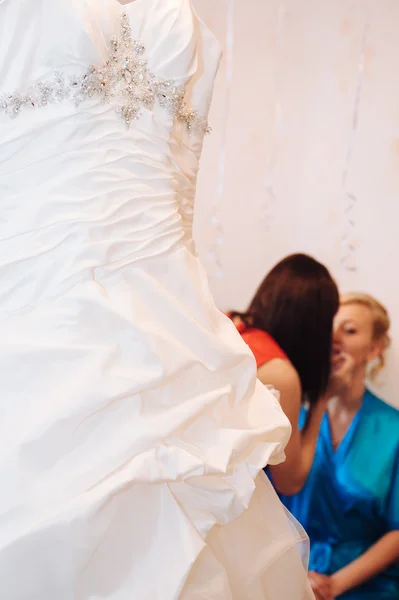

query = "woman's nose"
(332, 325), (342, 345)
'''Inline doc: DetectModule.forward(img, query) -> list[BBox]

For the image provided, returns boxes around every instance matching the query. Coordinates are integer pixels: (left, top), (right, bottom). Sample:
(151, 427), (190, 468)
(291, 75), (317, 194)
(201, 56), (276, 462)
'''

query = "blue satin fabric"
(279, 389), (399, 599)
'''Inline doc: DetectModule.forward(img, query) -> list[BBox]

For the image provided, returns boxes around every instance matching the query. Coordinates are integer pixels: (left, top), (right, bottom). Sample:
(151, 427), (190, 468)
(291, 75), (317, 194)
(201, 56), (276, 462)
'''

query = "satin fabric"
(280, 390), (399, 599)
(0, 0), (314, 598)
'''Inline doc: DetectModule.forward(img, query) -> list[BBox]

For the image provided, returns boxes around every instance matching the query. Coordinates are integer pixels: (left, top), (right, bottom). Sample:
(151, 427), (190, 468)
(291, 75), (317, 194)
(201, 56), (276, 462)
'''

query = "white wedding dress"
(0, 0), (314, 598)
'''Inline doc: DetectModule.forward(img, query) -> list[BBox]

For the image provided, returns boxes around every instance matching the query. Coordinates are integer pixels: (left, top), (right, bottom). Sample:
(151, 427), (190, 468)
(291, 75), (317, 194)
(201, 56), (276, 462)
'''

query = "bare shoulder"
(257, 358), (301, 398)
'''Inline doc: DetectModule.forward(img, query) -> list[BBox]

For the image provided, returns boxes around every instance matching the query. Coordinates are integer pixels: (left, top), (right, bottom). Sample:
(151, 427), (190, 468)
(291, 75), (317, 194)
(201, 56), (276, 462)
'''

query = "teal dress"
(279, 390), (399, 599)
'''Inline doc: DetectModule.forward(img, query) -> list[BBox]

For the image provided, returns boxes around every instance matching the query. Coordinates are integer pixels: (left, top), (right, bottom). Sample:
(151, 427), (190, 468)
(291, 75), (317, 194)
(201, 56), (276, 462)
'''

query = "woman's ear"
(367, 339), (384, 363)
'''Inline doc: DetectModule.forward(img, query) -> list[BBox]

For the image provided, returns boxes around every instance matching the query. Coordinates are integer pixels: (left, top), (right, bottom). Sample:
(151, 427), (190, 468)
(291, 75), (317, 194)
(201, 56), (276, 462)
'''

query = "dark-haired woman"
(231, 253), (347, 496)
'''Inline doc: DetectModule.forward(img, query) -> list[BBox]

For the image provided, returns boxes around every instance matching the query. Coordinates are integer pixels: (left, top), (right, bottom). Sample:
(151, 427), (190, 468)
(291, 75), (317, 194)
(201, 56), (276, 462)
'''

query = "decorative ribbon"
(262, 3), (286, 234)
(340, 23), (368, 272)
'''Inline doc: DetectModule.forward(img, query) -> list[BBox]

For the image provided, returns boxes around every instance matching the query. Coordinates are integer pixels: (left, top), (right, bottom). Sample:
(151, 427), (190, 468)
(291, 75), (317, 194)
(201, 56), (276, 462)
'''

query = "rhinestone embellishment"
(0, 13), (209, 134)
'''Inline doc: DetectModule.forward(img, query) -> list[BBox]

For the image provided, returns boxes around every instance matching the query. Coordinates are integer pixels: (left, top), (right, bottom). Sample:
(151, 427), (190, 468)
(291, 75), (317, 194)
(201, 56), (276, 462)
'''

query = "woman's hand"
(327, 351), (356, 396)
(308, 571), (335, 600)
(329, 531), (399, 597)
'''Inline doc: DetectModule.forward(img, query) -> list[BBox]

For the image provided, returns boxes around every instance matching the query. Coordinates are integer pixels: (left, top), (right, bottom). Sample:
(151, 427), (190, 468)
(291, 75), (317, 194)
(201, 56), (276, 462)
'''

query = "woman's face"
(333, 302), (380, 371)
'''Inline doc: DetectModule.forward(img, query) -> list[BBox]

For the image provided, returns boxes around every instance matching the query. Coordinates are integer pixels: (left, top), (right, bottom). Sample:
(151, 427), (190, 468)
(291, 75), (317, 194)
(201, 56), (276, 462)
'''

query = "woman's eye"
(344, 327), (357, 334)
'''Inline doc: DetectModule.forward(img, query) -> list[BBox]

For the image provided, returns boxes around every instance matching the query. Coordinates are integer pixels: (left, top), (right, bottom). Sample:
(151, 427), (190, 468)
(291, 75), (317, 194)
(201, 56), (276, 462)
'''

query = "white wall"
(193, 0), (399, 406)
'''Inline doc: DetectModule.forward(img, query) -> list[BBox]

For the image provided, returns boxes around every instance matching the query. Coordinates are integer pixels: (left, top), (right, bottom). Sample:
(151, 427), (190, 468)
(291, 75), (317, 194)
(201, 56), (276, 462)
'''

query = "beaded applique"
(0, 13), (209, 134)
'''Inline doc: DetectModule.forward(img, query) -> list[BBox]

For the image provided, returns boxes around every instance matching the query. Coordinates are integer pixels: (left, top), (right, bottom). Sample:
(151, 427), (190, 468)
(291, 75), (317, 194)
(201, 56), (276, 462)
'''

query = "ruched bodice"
(0, 0), (221, 312)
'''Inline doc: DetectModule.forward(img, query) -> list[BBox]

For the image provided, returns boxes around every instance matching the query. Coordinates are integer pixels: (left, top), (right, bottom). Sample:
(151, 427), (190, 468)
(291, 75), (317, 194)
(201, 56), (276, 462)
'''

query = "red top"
(234, 319), (287, 368)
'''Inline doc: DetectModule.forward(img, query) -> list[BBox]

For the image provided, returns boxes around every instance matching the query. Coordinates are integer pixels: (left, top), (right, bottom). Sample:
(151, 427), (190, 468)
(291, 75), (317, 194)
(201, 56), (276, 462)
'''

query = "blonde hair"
(340, 292), (391, 380)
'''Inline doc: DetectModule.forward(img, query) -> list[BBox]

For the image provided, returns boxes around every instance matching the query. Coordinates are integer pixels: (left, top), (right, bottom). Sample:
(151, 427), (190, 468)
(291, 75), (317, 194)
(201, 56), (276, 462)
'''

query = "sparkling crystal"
(123, 69), (132, 83)
(0, 12), (209, 134)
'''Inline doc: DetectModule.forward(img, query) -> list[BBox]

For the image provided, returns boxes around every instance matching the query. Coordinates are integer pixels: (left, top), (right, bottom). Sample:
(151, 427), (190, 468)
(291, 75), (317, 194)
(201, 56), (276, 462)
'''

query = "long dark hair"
(231, 254), (339, 406)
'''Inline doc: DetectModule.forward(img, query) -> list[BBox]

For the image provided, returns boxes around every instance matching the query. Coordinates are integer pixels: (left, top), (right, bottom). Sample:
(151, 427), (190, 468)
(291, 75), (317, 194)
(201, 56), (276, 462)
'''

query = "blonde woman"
(281, 293), (399, 600)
